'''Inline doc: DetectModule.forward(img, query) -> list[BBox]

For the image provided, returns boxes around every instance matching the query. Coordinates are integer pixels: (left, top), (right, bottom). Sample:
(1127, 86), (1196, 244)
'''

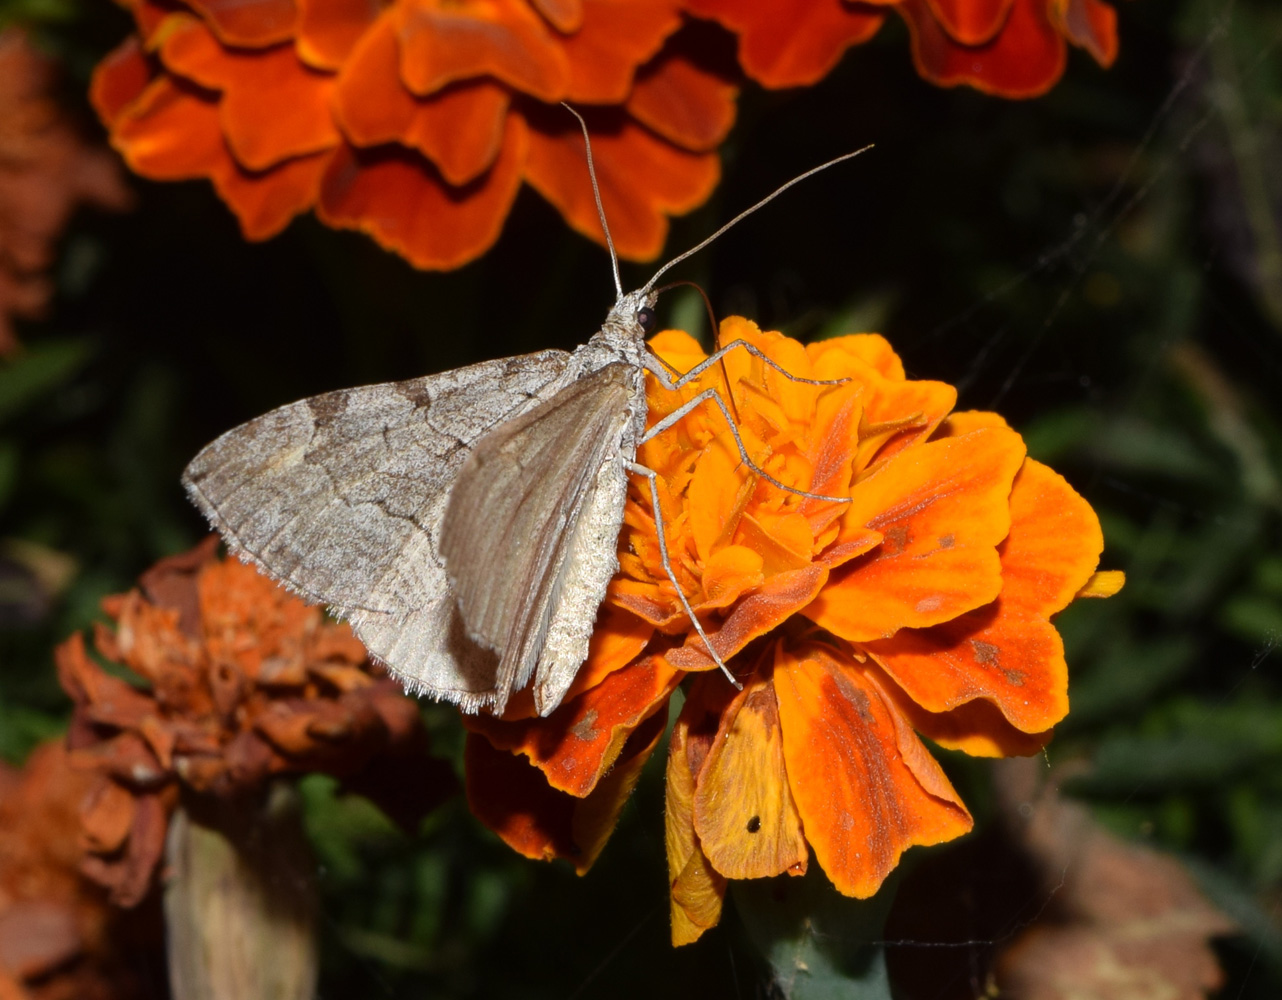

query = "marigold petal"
(463, 654), (680, 797)
(1077, 569), (1125, 598)
(159, 22), (337, 171)
(693, 677), (807, 880)
(296, 0), (381, 69)
(110, 76), (227, 180)
(864, 601), (1068, 734)
(523, 111), (720, 261)
(559, 0), (682, 103)
(687, 430), (748, 563)
(394, 0), (568, 100)
(464, 709), (664, 874)
(701, 545), (765, 608)
(335, 13), (508, 184)
(808, 332), (905, 381)
(808, 427), (1025, 641)
(317, 113), (526, 269)
(212, 150), (330, 240)
(628, 50), (736, 153)
(666, 675), (728, 945)
(649, 328), (707, 374)
(926, 0), (1015, 45)
(899, 0), (1067, 99)
(530, 0), (583, 33)
(773, 646), (971, 898)
(500, 604), (654, 718)
(891, 690), (1052, 757)
(184, 0), (297, 48)
(1053, 0), (1118, 67)
(1000, 458), (1104, 616)
(90, 37), (152, 127)
(933, 409), (1009, 437)
(81, 779), (136, 853)
(684, 0), (886, 88)
(666, 564), (827, 670)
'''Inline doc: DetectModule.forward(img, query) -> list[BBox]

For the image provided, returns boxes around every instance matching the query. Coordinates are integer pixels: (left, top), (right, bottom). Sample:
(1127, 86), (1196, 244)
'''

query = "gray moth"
(182, 143), (868, 718)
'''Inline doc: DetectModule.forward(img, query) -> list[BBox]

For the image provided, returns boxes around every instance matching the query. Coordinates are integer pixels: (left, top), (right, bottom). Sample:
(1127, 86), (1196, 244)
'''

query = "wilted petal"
(807, 427), (1025, 641)
(523, 111), (719, 261)
(463, 654), (680, 797)
(318, 113), (525, 269)
(773, 646), (971, 898)
(394, 0), (568, 100)
(335, 13), (508, 184)
(899, 0), (1067, 99)
(296, 0), (381, 69)
(184, 0), (297, 48)
(684, 0), (886, 88)
(666, 675), (727, 946)
(693, 676), (807, 880)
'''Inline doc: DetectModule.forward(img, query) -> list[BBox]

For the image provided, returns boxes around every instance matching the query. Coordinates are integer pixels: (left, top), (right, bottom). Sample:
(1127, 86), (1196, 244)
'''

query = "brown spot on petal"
(971, 639), (1000, 666)
(938, 533), (955, 549)
(915, 594), (944, 614)
(571, 709), (600, 742)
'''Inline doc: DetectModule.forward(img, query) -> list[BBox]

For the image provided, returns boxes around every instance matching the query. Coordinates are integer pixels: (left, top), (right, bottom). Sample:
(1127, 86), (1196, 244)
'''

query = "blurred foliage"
(2, 0), (1282, 996)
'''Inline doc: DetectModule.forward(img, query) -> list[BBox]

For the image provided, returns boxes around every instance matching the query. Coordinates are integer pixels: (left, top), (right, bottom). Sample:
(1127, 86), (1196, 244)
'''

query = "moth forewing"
(180, 350), (581, 712)
(439, 362), (644, 715)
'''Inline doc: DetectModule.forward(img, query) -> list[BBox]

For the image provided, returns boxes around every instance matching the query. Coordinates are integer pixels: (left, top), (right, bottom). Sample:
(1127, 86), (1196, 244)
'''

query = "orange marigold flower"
(56, 538), (452, 907)
(0, 30), (132, 355)
(90, 0), (730, 267)
(460, 318), (1122, 944)
(686, 0), (1118, 96)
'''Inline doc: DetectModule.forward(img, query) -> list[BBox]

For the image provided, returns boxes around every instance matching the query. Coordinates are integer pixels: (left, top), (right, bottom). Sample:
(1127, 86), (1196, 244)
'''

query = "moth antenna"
(643, 145), (874, 295)
(562, 103), (624, 301)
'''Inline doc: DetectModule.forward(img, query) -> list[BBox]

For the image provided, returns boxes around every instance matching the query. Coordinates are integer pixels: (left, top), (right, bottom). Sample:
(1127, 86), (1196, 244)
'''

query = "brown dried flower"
(57, 538), (452, 907)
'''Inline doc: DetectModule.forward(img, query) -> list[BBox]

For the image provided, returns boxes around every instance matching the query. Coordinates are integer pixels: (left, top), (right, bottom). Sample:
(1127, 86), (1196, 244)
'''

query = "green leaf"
(0, 339), (93, 426)
(732, 865), (895, 1000)
(1065, 635), (1196, 728)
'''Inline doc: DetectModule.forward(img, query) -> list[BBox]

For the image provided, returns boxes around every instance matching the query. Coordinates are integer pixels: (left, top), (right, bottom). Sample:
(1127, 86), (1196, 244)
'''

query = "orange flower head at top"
(460, 316), (1124, 944)
(90, 0), (732, 269)
(56, 539), (453, 908)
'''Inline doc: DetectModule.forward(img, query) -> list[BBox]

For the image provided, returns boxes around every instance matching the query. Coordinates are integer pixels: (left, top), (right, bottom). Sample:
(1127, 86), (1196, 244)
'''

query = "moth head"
(602, 288), (660, 343)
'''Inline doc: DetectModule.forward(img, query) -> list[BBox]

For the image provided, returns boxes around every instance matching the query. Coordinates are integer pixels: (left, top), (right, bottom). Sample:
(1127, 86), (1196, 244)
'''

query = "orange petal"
(666, 564), (827, 671)
(463, 654), (681, 797)
(863, 599), (1068, 735)
(999, 458), (1103, 617)
(125, 0), (174, 42)
(317, 112), (526, 269)
(110, 77), (227, 180)
(522, 110), (719, 261)
(159, 21), (338, 171)
(211, 150), (330, 240)
(559, 0), (682, 103)
(90, 36), (153, 127)
(932, 409), (1009, 437)
(628, 48), (737, 153)
(500, 603), (654, 719)
(683, 0), (886, 88)
(1052, 0), (1118, 67)
(296, 0), (382, 69)
(530, 0), (582, 32)
(899, 0), (1067, 99)
(887, 687), (1052, 757)
(648, 328), (708, 374)
(184, 0), (297, 48)
(925, 0), (1015, 45)
(666, 677), (728, 945)
(393, 0), (568, 100)
(335, 13), (509, 184)
(808, 332), (905, 381)
(693, 676), (807, 880)
(1077, 569), (1124, 598)
(464, 709), (665, 873)
(701, 545), (764, 608)
(773, 645), (971, 898)
(807, 427), (1026, 641)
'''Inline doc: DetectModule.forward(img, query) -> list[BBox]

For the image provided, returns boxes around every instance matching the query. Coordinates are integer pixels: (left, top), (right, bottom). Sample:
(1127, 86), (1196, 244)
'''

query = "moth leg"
(638, 388), (850, 504)
(625, 461), (741, 690)
(647, 340), (849, 390)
